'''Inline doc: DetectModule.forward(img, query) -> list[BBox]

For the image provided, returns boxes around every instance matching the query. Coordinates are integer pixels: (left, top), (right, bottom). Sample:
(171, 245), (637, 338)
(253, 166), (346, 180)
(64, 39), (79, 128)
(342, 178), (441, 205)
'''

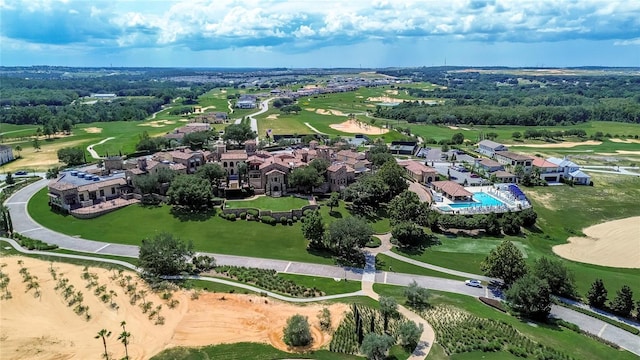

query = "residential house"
(494, 151), (534, 173)
(477, 140), (508, 158)
(475, 158), (504, 173)
(532, 158), (562, 182)
(48, 171), (127, 211)
(335, 149), (370, 173)
(547, 157), (580, 177)
(0, 145), (14, 165)
(568, 170), (591, 185)
(327, 163), (355, 191)
(491, 170), (517, 183)
(399, 160), (438, 183)
(389, 141), (418, 155)
(431, 181), (473, 201)
(236, 95), (257, 109)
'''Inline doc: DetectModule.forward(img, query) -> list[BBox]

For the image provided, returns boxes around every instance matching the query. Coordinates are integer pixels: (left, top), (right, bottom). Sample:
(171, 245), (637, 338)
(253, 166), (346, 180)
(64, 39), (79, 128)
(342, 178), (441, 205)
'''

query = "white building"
(0, 145), (14, 165)
(477, 140), (508, 158)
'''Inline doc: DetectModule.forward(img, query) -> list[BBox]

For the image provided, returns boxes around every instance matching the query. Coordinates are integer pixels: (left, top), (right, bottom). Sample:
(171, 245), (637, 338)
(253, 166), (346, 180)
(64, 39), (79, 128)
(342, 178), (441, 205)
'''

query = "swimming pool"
(445, 192), (506, 209)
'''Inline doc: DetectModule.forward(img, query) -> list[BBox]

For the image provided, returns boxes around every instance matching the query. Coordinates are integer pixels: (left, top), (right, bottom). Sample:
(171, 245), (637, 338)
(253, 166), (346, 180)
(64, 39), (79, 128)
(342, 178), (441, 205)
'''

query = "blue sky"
(1, 0), (639, 68)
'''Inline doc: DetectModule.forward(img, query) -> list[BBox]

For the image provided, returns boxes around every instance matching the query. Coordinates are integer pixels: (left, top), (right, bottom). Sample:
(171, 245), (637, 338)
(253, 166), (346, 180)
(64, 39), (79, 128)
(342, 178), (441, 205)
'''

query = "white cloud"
(614, 38), (640, 46)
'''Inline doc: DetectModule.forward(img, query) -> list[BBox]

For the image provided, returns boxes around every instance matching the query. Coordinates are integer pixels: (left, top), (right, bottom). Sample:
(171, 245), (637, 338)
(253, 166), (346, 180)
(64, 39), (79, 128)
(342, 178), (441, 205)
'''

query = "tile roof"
(496, 151), (534, 161)
(532, 158), (559, 168)
(477, 158), (502, 167)
(431, 181), (473, 197)
(220, 151), (248, 160)
(399, 160), (436, 174)
(492, 170), (515, 178)
(77, 178), (127, 192)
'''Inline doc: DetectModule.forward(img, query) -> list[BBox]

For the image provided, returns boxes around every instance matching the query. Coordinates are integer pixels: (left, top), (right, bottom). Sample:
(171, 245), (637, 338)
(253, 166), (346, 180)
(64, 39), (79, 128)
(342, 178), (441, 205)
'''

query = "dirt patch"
(0, 256), (347, 360)
(526, 192), (556, 210)
(513, 140), (602, 148)
(83, 127), (103, 134)
(266, 114), (280, 120)
(329, 119), (389, 135)
(366, 96), (403, 104)
(3, 139), (87, 171)
(610, 138), (640, 144)
(553, 216), (640, 268)
(385, 89), (399, 95)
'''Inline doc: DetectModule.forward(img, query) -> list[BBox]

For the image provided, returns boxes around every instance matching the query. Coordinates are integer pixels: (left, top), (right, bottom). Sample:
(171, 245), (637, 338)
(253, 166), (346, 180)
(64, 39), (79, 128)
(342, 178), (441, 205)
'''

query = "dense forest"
(376, 68), (640, 125)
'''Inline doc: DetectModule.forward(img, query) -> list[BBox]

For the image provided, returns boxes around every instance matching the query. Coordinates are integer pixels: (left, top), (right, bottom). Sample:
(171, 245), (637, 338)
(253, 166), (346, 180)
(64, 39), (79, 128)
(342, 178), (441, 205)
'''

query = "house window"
(230, 161), (234, 167)
(111, 187), (116, 195)
(79, 194), (85, 201)
(223, 162), (228, 167)
(99, 189), (105, 197)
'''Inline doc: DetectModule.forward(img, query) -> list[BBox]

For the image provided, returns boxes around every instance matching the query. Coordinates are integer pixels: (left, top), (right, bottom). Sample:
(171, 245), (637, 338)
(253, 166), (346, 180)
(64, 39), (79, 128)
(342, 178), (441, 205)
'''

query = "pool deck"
(433, 185), (531, 215)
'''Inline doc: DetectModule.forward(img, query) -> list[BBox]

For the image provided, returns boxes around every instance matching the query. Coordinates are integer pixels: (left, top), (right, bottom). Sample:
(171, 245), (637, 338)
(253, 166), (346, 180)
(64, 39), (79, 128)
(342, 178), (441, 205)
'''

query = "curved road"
(4, 179), (640, 356)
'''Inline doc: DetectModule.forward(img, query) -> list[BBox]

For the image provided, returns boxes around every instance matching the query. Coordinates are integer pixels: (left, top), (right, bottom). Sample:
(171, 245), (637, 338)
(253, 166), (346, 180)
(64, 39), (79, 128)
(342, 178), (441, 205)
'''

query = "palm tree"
(118, 321), (130, 360)
(95, 329), (112, 360)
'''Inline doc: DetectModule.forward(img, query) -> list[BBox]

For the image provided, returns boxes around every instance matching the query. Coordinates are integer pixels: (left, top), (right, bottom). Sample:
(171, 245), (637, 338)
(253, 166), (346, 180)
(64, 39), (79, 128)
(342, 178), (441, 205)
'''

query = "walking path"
(4, 180), (640, 356)
(86, 137), (116, 159)
(304, 122), (327, 135)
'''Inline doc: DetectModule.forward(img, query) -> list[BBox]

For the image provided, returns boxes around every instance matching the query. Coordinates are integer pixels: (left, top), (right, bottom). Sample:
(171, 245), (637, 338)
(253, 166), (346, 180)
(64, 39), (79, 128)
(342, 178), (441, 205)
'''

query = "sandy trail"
(87, 137), (116, 159)
(0, 256), (347, 360)
(553, 216), (640, 268)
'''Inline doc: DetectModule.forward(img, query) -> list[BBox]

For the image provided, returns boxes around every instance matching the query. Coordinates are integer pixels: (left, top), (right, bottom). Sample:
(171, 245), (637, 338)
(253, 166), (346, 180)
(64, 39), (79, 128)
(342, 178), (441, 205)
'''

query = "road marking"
(94, 244), (110, 253)
(485, 287), (489, 297)
(284, 262), (292, 273)
(4, 202), (27, 205)
(598, 324), (608, 337)
(20, 227), (42, 233)
(384, 272), (388, 284)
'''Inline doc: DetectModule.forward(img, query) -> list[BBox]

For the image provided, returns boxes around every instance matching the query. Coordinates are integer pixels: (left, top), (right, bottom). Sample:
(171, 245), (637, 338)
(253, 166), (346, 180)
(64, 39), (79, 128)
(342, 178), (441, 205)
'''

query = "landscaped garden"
(224, 195), (310, 211)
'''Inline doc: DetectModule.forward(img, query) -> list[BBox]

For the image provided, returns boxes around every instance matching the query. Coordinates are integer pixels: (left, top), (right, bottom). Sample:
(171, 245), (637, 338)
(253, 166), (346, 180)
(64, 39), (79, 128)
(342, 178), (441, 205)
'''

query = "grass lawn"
(375, 285), (639, 360)
(150, 342), (364, 360)
(375, 254), (466, 281)
(225, 195), (310, 211)
(278, 273), (362, 295)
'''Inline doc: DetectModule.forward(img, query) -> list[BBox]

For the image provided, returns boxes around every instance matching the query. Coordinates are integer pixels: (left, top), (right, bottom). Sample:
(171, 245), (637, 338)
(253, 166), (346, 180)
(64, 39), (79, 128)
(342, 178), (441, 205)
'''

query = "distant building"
(90, 93), (117, 99)
(494, 151), (534, 172)
(0, 145), (14, 165)
(398, 160), (438, 183)
(491, 170), (517, 183)
(475, 158), (504, 173)
(236, 95), (257, 109)
(477, 140), (508, 158)
(431, 181), (473, 201)
(389, 141), (418, 155)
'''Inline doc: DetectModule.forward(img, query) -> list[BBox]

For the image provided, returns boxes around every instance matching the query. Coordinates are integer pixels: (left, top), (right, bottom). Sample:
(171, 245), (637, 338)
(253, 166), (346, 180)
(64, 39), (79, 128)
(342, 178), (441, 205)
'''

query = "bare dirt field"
(329, 119), (389, 135)
(0, 256), (347, 360)
(366, 96), (403, 104)
(553, 216), (640, 268)
(84, 127), (103, 134)
(513, 140), (602, 148)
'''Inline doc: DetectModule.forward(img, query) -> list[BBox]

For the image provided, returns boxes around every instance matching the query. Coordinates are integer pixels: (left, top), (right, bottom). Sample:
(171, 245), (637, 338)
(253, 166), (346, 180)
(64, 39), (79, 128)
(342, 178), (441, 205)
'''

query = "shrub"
(303, 209), (313, 217)
(261, 216), (276, 225)
(280, 216), (288, 224)
(479, 297), (506, 312)
(239, 212), (247, 220)
(227, 213), (236, 221)
(247, 209), (259, 217)
(283, 314), (313, 347)
(287, 218), (293, 225)
(292, 216), (298, 222)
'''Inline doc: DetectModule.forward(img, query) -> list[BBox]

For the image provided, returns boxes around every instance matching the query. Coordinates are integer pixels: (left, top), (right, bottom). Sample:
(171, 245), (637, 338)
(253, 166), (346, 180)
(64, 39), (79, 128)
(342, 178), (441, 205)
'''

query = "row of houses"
(476, 140), (590, 185)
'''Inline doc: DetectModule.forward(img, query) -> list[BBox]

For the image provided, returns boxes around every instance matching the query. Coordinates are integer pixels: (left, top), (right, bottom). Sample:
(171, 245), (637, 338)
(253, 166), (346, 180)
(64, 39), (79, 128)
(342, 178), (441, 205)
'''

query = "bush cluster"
(213, 266), (324, 297)
(12, 233), (58, 250)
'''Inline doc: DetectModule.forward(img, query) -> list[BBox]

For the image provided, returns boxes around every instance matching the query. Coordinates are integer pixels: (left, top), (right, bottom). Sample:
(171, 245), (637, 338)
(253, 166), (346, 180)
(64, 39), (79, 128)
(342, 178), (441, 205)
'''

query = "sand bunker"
(315, 109), (348, 116)
(329, 119), (389, 135)
(367, 96), (403, 104)
(385, 89), (399, 95)
(610, 138), (640, 144)
(266, 114), (280, 120)
(513, 140), (602, 148)
(0, 256), (347, 360)
(83, 127), (103, 134)
(553, 216), (640, 268)
(138, 120), (176, 128)
(447, 126), (471, 131)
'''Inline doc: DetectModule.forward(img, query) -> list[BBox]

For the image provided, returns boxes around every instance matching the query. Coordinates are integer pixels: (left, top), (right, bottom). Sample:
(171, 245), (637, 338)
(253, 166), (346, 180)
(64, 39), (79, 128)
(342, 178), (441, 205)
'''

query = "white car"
(465, 279), (483, 288)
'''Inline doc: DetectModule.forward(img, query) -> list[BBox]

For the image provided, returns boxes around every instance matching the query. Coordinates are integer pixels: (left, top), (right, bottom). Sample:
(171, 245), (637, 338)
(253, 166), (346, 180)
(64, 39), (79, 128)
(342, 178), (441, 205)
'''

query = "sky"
(1, 0), (639, 68)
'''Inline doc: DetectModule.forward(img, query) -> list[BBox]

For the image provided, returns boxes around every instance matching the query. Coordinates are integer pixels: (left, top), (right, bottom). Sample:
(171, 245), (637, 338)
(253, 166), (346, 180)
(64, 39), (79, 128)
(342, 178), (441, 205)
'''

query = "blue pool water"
(446, 192), (506, 209)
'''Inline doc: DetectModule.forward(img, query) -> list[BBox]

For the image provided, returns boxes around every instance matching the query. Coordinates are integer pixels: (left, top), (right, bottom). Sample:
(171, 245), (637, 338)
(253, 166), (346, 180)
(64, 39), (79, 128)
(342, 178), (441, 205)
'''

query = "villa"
(475, 158), (504, 173)
(532, 158), (562, 182)
(494, 151), (534, 172)
(491, 170), (517, 183)
(546, 157), (591, 185)
(398, 160), (438, 183)
(477, 140), (508, 158)
(236, 95), (257, 109)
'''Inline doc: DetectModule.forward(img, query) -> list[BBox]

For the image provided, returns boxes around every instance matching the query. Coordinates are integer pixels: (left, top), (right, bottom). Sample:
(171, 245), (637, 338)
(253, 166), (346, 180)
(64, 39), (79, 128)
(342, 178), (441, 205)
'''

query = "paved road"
(4, 180), (640, 356)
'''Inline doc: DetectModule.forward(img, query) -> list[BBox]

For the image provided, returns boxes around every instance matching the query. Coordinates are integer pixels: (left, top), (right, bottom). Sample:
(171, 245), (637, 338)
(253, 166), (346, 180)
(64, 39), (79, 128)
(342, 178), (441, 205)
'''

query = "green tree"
(167, 175), (213, 211)
(343, 174), (389, 214)
(377, 160), (408, 199)
(223, 123), (256, 145)
(360, 333), (394, 360)
(5, 172), (14, 185)
(324, 216), (373, 261)
(136, 131), (160, 152)
(451, 132), (465, 145)
(392, 221), (426, 247)
(195, 163), (226, 188)
(283, 314), (312, 347)
(397, 320), (423, 350)
(480, 240), (527, 287)
(379, 296), (398, 332)
(288, 166), (324, 194)
(519, 208), (538, 227)
(95, 329), (112, 360)
(309, 158), (330, 176)
(500, 211), (523, 235)
(512, 131), (522, 140)
(14, 145), (21, 157)
(138, 232), (194, 279)
(327, 192), (340, 213)
(586, 279), (608, 309)
(0, 205), (14, 235)
(609, 285), (634, 318)
(301, 211), (325, 250)
(32, 137), (41, 152)
(505, 274), (552, 321)
(317, 308), (332, 332)
(118, 321), (130, 360)
(57, 147), (85, 166)
(404, 280), (429, 309)
(133, 174), (158, 195)
(387, 190), (429, 225)
(532, 257), (576, 298)
(182, 130), (214, 150)
(483, 212), (502, 235)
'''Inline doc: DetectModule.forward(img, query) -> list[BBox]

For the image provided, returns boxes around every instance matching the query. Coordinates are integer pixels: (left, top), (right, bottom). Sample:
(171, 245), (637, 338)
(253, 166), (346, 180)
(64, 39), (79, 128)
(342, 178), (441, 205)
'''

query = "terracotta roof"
(431, 181), (473, 197)
(170, 163), (187, 171)
(327, 163), (345, 172)
(171, 149), (203, 160)
(77, 178), (127, 192)
(477, 158), (502, 167)
(492, 170), (515, 178)
(129, 168), (145, 175)
(265, 169), (286, 176)
(496, 151), (533, 161)
(532, 158), (558, 168)
(48, 180), (77, 191)
(399, 160), (436, 174)
(220, 151), (248, 160)
(337, 149), (365, 160)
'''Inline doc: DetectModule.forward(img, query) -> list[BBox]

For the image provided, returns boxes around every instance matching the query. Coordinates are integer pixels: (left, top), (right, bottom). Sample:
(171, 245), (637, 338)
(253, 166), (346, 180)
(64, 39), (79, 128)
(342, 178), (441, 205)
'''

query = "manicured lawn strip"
(374, 285), (639, 360)
(450, 351), (521, 360)
(392, 248), (485, 275)
(277, 273), (362, 295)
(375, 254), (466, 281)
(150, 342), (364, 360)
(555, 302), (640, 335)
(225, 195), (310, 211)
(28, 188), (333, 265)
(425, 343), (449, 360)
(53, 248), (139, 266)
